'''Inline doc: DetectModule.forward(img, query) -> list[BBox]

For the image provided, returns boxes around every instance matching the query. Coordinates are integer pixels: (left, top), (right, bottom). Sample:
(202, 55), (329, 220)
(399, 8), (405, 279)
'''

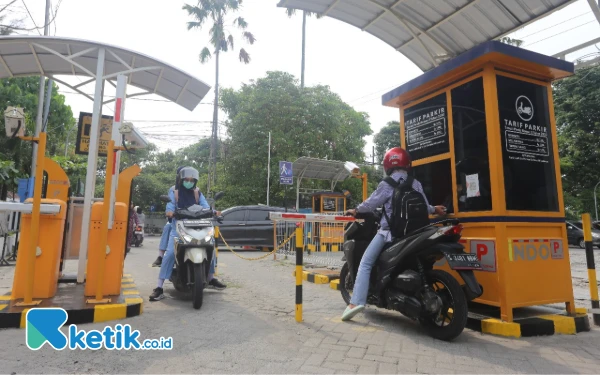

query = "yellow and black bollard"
(582, 213), (600, 325)
(295, 226), (303, 322)
(214, 226), (219, 276)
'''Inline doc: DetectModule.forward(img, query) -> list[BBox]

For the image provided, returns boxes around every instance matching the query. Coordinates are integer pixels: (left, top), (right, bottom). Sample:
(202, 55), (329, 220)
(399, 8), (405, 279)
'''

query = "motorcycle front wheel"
(339, 263), (354, 305)
(189, 261), (205, 310)
(419, 269), (468, 341)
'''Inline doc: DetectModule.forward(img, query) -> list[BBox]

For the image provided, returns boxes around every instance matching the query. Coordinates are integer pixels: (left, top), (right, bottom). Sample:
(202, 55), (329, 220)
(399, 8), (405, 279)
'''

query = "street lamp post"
(594, 181), (600, 222)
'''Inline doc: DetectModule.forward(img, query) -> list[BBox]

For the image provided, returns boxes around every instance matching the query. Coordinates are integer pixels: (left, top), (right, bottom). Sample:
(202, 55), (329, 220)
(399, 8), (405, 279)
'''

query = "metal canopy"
(278, 0), (577, 72)
(0, 36), (211, 111)
(293, 157), (352, 209)
(293, 157), (351, 181)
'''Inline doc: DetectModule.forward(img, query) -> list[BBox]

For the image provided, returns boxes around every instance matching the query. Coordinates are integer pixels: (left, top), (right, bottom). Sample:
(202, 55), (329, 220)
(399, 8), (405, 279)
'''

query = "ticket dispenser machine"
(382, 41), (576, 322)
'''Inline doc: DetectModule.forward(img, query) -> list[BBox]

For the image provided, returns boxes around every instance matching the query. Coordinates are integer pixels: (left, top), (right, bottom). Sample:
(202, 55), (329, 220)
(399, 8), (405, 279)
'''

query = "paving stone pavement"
(1, 237), (600, 373)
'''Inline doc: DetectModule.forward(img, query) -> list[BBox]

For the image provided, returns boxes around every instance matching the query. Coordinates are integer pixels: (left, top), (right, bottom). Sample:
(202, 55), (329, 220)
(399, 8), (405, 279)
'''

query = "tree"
(220, 71), (372, 206)
(554, 65), (600, 219)
(285, 8), (321, 88)
(183, 0), (256, 193)
(499, 37), (523, 47)
(373, 121), (400, 164)
(0, 77), (75, 198)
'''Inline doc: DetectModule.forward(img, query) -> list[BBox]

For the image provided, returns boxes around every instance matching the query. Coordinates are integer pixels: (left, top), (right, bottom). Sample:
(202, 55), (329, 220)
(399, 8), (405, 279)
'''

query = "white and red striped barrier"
(269, 212), (358, 223)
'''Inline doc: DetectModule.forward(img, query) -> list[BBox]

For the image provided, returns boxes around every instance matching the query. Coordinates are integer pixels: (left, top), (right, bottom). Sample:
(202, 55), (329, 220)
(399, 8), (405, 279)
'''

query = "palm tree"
(183, 0), (255, 192)
(286, 9), (321, 88)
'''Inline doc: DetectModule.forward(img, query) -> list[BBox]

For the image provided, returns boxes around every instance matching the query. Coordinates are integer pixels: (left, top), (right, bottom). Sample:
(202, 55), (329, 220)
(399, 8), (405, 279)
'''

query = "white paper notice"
(466, 174), (480, 198)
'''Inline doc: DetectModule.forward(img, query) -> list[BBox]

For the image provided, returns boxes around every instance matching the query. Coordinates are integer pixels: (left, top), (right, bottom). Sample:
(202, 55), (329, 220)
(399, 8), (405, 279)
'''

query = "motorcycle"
(132, 225), (144, 247)
(339, 211), (483, 341)
(159, 192), (224, 309)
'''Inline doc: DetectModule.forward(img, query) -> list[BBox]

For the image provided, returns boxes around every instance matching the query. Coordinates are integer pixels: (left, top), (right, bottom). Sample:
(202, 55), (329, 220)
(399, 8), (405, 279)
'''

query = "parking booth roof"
(293, 157), (352, 182)
(278, 0), (577, 72)
(0, 36), (211, 111)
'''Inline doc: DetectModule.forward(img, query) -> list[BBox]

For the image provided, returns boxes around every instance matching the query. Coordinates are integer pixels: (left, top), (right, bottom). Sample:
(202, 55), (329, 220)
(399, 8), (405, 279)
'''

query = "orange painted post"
(22, 132), (46, 306)
(361, 173), (368, 202)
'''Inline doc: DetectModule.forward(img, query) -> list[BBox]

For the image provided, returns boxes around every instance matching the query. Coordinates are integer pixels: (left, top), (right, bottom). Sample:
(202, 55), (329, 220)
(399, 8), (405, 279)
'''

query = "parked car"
(216, 206), (295, 250)
(593, 221), (600, 231)
(566, 221), (600, 249)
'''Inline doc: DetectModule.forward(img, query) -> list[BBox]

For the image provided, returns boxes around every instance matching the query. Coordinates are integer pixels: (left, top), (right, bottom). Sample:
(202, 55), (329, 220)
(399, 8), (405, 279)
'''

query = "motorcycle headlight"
(176, 222), (194, 244)
(204, 228), (214, 243)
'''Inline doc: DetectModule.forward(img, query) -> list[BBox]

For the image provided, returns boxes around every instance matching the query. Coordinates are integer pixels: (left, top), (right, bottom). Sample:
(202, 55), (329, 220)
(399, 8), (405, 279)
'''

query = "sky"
(4, 0), (600, 161)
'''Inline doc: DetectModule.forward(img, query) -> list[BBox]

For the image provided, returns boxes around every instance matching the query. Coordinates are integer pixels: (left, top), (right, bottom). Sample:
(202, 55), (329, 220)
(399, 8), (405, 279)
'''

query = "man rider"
(149, 167), (226, 301)
(341, 147), (446, 321)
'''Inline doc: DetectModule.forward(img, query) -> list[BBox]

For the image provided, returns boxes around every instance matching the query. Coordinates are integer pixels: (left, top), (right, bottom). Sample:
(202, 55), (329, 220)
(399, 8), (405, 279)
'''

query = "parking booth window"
(412, 159), (453, 211)
(404, 92), (452, 212)
(496, 75), (559, 212)
(451, 77), (492, 212)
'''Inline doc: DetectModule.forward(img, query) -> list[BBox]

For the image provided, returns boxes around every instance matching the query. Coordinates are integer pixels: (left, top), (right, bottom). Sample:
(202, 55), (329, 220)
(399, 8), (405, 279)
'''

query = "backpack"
(382, 176), (430, 239)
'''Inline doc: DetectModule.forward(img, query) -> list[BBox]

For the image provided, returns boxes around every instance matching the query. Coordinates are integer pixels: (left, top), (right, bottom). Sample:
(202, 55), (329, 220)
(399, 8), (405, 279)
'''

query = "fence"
(271, 212), (355, 269)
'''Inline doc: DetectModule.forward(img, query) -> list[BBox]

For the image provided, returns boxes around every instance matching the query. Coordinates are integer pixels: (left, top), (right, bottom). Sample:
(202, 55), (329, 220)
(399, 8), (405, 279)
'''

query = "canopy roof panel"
(293, 157), (351, 182)
(278, 0), (576, 72)
(0, 36), (211, 111)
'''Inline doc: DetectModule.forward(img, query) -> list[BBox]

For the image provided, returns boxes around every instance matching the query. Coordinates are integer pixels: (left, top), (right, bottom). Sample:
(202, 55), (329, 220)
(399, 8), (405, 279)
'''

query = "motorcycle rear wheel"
(419, 269), (468, 341)
(339, 263), (354, 305)
(190, 261), (205, 310)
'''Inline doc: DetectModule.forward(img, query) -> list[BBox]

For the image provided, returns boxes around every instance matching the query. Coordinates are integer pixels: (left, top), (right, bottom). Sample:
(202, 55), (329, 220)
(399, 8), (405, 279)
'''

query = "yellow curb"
(123, 290), (140, 296)
(481, 318), (521, 338)
(121, 283), (136, 289)
(121, 278), (134, 283)
(0, 304), (7, 311)
(94, 303), (127, 323)
(575, 307), (588, 314)
(539, 315), (576, 335)
(0, 295), (11, 301)
(330, 279), (340, 290)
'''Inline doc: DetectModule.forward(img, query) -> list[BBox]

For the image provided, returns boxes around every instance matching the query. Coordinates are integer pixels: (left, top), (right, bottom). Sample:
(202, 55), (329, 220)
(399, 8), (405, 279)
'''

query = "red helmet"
(383, 147), (411, 175)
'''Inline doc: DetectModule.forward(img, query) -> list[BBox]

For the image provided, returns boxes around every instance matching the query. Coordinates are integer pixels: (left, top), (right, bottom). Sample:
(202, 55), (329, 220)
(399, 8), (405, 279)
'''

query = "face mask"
(183, 181), (194, 189)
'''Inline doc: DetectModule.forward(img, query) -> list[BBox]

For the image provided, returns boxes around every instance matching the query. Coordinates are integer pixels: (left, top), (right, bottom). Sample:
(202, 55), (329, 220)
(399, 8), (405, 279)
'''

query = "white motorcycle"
(160, 192), (224, 309)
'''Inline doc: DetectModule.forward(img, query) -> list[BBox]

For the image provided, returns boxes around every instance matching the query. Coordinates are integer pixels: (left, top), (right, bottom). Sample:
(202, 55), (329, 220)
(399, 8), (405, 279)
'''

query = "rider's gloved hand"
(345, 209), (357, 217)
(434, 206), (446, 215)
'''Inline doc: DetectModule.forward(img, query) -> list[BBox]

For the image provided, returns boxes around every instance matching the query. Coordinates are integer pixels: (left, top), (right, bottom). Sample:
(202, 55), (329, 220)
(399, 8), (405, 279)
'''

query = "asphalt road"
(1, 238), (600, 374)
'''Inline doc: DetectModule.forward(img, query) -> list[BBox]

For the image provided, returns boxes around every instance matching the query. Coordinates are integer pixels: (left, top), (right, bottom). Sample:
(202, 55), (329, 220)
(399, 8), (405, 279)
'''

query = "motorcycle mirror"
(159, 195), (170, 203)
(214, 191), (225, 201)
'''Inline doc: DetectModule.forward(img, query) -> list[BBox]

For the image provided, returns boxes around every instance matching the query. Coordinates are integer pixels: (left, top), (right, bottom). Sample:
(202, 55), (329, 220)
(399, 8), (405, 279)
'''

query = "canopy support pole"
(77, 48), (106, 283)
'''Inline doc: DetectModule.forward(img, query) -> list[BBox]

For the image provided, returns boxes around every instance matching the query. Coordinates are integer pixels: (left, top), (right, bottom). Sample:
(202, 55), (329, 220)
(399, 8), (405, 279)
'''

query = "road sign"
(150, 205), (155, 212)
(75, 112), (114, 156)
(279, 161), (293, 185)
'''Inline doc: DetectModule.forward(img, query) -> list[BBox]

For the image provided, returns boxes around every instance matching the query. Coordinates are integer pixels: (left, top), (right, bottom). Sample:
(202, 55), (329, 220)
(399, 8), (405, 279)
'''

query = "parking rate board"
(403, 93), (450, 161)
(279, 161), (293, 185)
(75, 112), (114, 156)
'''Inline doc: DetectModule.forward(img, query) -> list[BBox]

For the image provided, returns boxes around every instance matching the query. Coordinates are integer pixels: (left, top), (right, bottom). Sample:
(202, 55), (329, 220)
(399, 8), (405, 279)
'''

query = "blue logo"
(26, 308), (68, 350)
(26, 308), (172, 351)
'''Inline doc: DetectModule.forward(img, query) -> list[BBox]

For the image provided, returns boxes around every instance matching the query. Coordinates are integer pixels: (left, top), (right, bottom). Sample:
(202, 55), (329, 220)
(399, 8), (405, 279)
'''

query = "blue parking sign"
(279, 161), (293, 185)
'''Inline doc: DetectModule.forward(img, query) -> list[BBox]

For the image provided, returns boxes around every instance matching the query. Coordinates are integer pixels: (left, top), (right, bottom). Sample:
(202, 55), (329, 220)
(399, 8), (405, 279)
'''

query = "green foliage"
(373, 121), (400, 164)
(219, 71), (372, 207)
(498, 37), (524, 47)
(183, 0), (255, 64)
(554, 65), (600, 218)
(0, 159), (19, 185)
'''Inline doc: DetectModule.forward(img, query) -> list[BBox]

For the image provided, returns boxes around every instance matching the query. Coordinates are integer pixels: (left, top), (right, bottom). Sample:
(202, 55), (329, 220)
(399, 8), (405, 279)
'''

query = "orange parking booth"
(11, 199), (67, 299)
(382, 41), (576, 322)
(84, 202), (128, 297)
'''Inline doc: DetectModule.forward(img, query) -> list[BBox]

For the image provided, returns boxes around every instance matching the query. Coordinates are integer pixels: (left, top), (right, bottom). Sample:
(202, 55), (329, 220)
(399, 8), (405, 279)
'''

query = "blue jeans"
(158, 230), (216, 282)
(350, 233), (387, 306)
(159, 222), (172, 251)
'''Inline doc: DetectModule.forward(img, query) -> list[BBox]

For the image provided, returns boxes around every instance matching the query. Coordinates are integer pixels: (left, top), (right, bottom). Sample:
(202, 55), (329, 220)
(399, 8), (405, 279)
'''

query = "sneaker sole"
(149, 294), (165, 301)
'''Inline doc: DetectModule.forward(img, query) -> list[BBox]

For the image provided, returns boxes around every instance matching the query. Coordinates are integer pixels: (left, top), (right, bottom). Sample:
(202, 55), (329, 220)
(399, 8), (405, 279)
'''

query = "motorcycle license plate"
(444, 253), (482, 270)
(183, 220), (211, 227)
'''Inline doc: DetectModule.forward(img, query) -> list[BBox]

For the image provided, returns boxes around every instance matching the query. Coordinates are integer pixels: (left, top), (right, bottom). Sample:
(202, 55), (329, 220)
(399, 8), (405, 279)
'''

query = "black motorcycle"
(339, 212), (482, 341)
